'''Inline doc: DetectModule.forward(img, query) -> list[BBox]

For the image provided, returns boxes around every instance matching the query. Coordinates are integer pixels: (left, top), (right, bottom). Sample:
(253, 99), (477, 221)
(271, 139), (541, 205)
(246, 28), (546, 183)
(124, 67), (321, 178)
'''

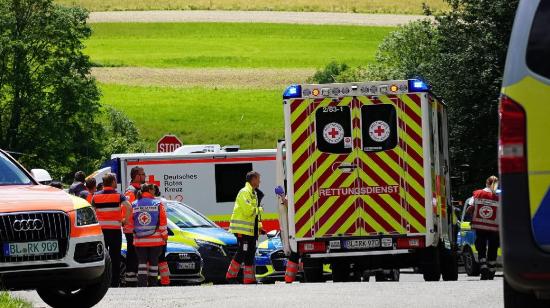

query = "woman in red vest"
(467, 176), (500, 280)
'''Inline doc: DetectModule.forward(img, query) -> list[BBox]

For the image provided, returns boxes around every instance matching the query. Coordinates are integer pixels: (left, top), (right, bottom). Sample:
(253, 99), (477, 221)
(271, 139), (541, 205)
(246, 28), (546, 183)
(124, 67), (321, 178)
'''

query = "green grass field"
(101, 84), (283, 149)
(87, 23), (394, 68)
(58, 0), (447, 15)
(91, 23), (393, 149)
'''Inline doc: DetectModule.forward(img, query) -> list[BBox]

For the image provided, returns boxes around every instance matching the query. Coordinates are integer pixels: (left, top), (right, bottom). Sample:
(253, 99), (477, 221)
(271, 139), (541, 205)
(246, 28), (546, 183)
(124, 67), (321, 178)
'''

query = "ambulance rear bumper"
(306, 249), (412, 258)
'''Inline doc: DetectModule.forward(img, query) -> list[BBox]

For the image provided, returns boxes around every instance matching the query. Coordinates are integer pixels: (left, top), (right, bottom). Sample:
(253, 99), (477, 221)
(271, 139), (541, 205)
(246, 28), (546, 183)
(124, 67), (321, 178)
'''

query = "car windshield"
(166, 202), (217, 228)
(0, 152), (32, 185)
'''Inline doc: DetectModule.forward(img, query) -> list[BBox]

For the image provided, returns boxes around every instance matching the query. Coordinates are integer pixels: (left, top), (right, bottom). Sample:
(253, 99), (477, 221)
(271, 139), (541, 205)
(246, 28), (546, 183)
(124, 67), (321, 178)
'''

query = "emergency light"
(283, 85), (302, 99)
(408, 79), (430, 92)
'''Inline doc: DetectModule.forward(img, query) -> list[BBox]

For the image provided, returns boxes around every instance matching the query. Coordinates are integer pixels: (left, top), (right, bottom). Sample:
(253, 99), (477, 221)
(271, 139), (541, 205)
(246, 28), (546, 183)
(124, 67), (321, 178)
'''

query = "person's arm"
(121, 195), (132, 225)
(158, 203), (168, 241)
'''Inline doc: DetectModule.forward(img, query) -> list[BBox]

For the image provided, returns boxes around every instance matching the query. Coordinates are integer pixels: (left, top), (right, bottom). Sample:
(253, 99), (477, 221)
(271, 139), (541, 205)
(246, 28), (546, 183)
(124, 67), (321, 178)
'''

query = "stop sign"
(157, 135), (183, 153)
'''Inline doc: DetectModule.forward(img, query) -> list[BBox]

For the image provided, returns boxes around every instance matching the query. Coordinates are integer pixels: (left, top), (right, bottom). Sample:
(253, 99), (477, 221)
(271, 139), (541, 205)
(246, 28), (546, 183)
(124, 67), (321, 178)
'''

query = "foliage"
(100, 106), (148, 158)
(0, 292), (31, 308)
(0, 0), (102, 180)
(310, 0), (519, 198)
(308, 61), (350, 84)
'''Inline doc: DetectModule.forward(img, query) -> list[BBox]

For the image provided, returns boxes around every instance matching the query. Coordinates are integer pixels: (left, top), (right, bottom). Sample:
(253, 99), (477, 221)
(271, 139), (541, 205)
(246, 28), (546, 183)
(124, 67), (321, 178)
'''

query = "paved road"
(88, 10), (430, 26)
(13, 274), (503, 308)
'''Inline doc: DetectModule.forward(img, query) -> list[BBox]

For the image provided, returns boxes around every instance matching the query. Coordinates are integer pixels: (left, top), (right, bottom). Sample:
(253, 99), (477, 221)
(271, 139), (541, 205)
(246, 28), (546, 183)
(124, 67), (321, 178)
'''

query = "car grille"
(270, 250), (287, 272)
(223, 244), (238, 258)
(166, 252), (202, 275)
(0, 212), (70, 263)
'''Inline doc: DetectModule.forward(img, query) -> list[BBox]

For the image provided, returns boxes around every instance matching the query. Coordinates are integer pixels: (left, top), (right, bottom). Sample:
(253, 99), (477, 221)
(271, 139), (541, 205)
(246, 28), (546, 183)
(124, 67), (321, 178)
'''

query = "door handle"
(338, 164), (357, 169)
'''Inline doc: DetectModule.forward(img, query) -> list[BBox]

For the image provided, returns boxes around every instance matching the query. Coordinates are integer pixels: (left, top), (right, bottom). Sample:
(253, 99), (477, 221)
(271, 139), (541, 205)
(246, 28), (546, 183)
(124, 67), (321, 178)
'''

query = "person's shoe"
(480, 267), (490, 280)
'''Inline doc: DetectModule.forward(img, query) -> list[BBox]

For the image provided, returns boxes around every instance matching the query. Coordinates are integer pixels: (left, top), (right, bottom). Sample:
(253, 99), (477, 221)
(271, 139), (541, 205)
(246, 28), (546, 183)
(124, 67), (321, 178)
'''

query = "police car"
(255, 230), (299, 283)
(120, 240), (203, 286)
(500, 1), (550, 306)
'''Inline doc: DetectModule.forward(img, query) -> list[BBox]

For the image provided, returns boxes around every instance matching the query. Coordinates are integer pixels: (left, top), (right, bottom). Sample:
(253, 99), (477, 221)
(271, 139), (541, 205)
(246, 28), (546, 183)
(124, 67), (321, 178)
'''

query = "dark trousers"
(124, 233), (138, 285)
(475, 229), (500, 269)
(103, 229), (122, 287)
(232, 234), (257, 266)
(136, 246), (163, 287)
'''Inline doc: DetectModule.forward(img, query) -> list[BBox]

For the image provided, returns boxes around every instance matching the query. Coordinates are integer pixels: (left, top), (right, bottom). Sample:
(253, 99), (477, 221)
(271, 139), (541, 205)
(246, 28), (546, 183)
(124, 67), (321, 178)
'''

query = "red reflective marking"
(127, 156), (275, 166)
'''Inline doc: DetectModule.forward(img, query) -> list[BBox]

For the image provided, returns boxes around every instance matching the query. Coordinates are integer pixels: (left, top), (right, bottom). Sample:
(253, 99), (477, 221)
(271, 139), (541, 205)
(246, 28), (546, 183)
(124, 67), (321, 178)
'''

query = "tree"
(310, 0), (519, 198)
(0, 0), (102, 179)
(100, 106), (148, 159)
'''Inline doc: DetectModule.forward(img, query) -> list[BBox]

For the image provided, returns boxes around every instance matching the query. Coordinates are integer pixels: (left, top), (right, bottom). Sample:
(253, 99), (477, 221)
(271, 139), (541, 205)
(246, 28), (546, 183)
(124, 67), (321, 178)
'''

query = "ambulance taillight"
(499, 95), (527, 174)
(396, 237), (426, 249)
(298, 241), (326, 253)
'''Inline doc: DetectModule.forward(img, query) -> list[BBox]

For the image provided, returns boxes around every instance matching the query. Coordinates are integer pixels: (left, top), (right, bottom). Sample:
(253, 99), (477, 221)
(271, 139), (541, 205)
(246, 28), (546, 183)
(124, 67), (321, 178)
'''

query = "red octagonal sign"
(157, 135), (183, 153)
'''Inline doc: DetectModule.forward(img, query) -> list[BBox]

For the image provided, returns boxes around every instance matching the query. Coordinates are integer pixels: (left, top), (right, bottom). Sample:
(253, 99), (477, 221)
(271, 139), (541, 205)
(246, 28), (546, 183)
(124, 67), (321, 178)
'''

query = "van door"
(310, 97), (361, 238)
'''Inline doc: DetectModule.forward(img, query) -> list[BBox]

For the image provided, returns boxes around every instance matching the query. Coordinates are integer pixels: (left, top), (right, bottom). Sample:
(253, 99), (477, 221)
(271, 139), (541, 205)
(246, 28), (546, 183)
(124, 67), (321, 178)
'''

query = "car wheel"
(441, 247), (459, 281)
(421, 246), (441, 282)
(463, 247), (480, 277)
(504, 278), (550, 308)
(37, 254), (111, 308)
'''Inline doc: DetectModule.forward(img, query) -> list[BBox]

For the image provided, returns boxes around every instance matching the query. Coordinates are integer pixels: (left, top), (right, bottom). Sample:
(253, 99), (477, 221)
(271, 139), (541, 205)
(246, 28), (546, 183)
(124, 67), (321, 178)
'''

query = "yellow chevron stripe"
(360, 195), (404, 233)
(290, 99), (309, 122)
(314, 196), (357, 236)
(358, 206), (385, 233)
(377, 95), (422, 138)
(400, 94), (422, 117)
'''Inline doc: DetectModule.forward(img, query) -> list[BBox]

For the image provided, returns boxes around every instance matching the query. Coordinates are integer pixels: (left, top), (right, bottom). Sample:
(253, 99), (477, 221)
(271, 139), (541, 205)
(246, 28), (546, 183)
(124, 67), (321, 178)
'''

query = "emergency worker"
(123, 166), (145, 286)
(79, 177), (97, 204)
(226, 171), (263, 284)
(466, 176), (500, 280)
(68, 171), (86, 196)
(132, 183), (168, 287)
(91, 173), (132, 287)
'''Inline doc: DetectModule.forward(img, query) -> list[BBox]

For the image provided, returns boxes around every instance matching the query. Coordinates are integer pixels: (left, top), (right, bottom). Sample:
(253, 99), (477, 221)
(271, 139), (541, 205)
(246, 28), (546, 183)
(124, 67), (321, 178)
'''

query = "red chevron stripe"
(314, 172), (355, 230)
(325, 203), (357, 236)
(291, 108), (309, 133)
(358, 198), (397, 232)
(290, 99), (304, 113)
(407, 94), (422, 107)
(293, 142), (315, 173)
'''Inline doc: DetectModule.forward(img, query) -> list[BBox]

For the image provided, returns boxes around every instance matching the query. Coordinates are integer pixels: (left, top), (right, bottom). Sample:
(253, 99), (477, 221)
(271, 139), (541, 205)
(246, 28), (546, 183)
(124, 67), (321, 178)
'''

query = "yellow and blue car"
(121, 240), (204, 286)
(164, 200), (239, 284)
(255, 230), (295, 283)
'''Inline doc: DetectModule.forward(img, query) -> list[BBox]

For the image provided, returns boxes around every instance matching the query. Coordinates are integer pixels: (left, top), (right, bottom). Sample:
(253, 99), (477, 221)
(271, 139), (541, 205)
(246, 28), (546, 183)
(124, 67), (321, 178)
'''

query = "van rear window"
(526, 1), (550, 79)
(361, 104), (398, 152)
(315, 106), (353, 154)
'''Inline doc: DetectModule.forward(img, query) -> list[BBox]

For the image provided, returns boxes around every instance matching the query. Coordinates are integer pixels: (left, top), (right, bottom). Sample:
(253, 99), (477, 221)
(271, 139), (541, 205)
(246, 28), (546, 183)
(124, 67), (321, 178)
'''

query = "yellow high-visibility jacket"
(229, 182), (261, 236)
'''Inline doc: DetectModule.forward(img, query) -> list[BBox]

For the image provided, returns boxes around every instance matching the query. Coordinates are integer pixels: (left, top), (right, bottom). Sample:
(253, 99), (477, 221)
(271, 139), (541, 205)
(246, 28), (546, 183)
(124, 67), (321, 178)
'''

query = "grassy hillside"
(58, 0), (447, 15)
(101, 84), (282, 149)
(88, 23), (394, 150)
(87, 23), (394, 68)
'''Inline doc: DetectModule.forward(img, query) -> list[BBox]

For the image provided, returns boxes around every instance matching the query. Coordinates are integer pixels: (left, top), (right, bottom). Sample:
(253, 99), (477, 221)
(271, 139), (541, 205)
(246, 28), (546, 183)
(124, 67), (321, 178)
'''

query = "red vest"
(471, 189), (499, 232)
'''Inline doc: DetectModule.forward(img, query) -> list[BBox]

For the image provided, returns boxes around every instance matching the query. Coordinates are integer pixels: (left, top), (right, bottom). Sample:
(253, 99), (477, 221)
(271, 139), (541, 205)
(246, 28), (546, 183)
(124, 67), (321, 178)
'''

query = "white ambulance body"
(90, 145), (279, 230)
(278, 79), (458, 282)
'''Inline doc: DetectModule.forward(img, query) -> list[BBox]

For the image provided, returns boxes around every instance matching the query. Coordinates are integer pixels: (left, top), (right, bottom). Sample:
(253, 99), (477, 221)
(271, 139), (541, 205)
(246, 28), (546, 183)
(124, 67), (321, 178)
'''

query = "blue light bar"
(283, 85), (302, 99)
(408, 79), (430, 92)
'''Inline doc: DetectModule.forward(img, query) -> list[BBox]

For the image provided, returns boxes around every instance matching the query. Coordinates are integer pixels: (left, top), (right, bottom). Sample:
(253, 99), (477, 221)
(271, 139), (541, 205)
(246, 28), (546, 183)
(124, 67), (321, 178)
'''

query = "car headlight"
(256, 249), (270, 257)
(76, 206), (98, 226)
(195, 239), (226, 256)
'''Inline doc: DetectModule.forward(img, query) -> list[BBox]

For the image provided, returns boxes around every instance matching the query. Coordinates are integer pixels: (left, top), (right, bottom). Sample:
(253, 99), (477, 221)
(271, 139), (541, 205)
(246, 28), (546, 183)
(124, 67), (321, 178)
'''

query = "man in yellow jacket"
(226, 171), (263, 284)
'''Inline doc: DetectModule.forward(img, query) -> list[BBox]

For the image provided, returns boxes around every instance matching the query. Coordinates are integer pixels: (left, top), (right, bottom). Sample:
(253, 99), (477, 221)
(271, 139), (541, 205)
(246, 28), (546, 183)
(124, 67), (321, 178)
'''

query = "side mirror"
(31, 169), (52, 185)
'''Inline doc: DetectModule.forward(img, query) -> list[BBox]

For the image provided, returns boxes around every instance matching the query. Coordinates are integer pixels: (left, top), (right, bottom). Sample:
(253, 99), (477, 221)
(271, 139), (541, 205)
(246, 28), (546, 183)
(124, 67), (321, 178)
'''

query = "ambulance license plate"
(344, 239), (380, 250)
(177, 262), (195, 270)
(3, 240), (59, 257)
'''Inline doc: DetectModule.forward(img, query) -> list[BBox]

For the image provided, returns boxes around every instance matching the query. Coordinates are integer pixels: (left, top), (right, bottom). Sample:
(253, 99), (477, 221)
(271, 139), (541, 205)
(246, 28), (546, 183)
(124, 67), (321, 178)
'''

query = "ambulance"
(92, 145), (279, 231)
(277, 79), (458, 282)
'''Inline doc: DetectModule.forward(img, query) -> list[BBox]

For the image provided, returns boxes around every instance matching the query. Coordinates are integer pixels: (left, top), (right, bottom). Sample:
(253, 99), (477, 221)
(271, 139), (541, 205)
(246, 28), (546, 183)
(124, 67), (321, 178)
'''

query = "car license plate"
(177, 262), (195, 270)
(344, 239), (380, 250)
(3, 240), (59, 257)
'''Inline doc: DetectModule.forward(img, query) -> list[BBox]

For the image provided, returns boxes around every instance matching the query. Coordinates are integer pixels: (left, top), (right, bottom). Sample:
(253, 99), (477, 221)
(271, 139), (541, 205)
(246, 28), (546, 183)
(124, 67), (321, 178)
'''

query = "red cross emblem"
(328, 128), (340, 138)
(148, 175), (160, 187)
(374, 126), (385, 136)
